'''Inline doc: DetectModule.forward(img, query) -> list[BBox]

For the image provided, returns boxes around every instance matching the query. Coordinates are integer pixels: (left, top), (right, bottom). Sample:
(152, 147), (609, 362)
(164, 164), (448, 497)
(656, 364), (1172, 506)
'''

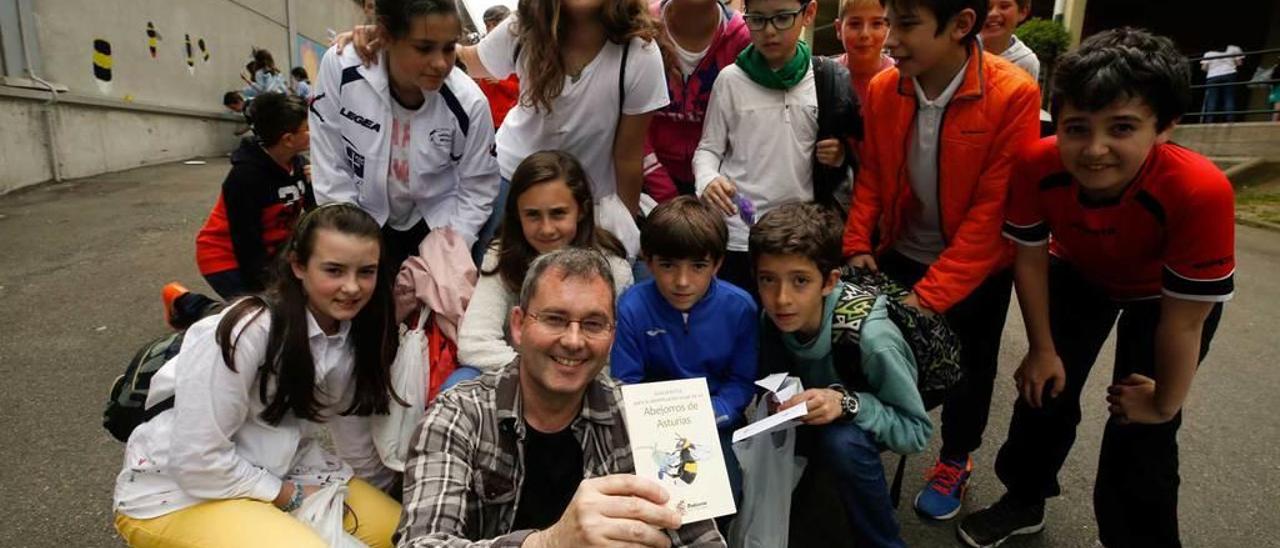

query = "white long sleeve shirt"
(309, 44), (500, 245)
(457, 247), (634, 372)
(113, 306), (387, 519)
(693, 64), (817, 252)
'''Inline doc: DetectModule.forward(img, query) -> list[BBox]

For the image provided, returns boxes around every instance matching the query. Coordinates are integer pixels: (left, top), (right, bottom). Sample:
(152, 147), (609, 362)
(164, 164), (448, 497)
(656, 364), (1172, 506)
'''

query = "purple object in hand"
(736, 195), (756, 226)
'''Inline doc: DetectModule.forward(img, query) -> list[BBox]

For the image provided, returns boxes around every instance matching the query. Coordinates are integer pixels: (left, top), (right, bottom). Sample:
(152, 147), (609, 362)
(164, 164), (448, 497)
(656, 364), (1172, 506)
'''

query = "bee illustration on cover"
(653, 434), (713, 486)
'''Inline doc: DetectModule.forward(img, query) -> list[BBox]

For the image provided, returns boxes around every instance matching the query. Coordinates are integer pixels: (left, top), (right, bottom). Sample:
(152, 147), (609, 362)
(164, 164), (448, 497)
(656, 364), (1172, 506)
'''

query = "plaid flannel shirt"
(396, 359), (725, 547)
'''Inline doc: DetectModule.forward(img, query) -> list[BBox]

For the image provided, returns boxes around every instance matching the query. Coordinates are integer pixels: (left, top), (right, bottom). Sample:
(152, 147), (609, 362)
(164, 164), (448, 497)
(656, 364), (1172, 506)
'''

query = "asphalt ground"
(1, 157), (1277, 547)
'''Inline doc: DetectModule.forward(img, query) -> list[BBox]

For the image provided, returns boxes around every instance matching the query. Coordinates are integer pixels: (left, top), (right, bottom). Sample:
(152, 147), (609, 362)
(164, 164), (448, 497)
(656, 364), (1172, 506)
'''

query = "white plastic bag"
(292, 482), (367, 548)
(371, 311), (429, 472)
(727, 397), (808, 548)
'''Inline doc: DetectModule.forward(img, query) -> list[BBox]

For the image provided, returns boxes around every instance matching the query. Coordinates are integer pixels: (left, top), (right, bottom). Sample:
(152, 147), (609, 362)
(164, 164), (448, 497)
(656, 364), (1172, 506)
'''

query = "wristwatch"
(830, 385), (860, 421)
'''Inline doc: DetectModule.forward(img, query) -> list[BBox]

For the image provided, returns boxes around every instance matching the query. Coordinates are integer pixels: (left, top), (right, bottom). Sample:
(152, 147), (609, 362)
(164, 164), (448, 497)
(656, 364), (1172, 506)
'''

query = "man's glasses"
(527, 311), (614, 339)
(743, 4), (809, 32)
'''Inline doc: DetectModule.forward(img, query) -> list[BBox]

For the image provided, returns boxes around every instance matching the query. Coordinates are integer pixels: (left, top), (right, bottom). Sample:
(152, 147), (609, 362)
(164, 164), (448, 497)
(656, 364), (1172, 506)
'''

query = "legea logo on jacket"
(341, 107), (381, 132)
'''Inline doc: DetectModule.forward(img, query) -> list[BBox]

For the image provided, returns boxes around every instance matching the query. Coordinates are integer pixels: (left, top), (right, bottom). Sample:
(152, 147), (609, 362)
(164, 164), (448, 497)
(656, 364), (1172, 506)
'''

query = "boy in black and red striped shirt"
(959, 28), (1235, 548)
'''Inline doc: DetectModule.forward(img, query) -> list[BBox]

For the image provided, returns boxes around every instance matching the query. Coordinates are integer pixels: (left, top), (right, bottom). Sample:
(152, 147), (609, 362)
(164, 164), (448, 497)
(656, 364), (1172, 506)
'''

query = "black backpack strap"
(891, 453), (908, 508)
(812, 56), (836, 138)
(810, 56), (850, 212)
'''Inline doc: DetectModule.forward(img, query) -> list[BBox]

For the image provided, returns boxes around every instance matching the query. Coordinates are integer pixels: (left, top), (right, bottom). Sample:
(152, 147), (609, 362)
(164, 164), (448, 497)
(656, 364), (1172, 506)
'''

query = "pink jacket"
(395, 227), (477, 342)
(643, 1), (751, 201)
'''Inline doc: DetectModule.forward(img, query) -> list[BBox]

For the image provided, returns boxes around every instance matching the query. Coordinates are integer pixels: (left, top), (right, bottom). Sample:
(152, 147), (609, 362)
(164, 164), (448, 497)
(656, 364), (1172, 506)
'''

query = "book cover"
(620, 378), (736, 524)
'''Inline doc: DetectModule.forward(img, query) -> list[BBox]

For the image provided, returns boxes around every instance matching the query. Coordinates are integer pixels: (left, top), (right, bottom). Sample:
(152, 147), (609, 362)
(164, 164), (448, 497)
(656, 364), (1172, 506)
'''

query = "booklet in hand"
(620, 378), (737, 524)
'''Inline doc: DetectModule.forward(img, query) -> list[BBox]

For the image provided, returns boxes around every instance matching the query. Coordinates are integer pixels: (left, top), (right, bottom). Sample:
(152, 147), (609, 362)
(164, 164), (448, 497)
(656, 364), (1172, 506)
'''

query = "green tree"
(1016, 18), (1072, 104)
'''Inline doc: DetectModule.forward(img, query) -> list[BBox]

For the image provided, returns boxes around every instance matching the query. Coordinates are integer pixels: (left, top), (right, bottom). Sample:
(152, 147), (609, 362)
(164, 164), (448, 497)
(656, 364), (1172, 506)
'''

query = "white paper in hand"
(732, 376), (806, 444)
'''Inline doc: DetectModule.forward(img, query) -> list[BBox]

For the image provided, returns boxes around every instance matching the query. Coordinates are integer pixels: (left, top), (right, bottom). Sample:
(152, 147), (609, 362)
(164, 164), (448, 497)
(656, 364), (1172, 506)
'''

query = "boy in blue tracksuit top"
(612, 196), (758, 506)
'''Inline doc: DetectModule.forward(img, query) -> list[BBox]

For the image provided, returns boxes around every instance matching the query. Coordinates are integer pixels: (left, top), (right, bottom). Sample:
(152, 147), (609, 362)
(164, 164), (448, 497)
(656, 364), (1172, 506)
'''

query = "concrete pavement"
(1, 158), (1277, 547)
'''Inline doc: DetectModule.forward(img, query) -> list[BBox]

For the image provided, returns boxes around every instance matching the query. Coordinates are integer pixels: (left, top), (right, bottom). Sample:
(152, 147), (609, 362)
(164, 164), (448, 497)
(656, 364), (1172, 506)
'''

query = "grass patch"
(1237, 186), (1280, 226)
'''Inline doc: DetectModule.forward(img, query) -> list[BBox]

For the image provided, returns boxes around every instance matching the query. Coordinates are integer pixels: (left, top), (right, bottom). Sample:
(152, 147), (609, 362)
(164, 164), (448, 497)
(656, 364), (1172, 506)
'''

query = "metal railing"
(1186, 47), (1280, 123)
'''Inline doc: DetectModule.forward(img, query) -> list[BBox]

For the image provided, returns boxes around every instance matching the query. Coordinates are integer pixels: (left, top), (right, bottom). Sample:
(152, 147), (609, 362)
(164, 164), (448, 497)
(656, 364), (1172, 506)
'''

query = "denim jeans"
(803, 421), (906, 548)
(1201, 74), (1238, 123)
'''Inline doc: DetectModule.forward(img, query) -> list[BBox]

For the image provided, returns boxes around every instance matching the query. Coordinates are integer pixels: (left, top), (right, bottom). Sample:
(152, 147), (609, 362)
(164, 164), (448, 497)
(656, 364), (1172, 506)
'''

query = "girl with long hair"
(113, 204), (403, 547)
(341, 0), (669, 259)
(243, 48), (290, 96)
(453, 150), (632, 385)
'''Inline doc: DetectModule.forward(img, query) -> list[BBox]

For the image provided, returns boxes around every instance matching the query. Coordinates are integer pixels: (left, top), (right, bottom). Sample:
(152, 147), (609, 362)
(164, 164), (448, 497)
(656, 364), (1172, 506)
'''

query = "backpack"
(102, 331), (183, 442)
(811, 56), (863, 216)
(838, 266), (963, 410)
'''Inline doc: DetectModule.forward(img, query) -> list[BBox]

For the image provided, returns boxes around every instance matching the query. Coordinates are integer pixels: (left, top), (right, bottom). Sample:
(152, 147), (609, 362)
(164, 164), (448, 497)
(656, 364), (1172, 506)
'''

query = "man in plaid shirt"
(397, 248), (725, 547)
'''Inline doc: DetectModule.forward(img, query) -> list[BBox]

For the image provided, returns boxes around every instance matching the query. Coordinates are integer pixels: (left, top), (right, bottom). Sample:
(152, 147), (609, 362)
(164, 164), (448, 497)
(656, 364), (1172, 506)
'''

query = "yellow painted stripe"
(93, 51), (113, 69)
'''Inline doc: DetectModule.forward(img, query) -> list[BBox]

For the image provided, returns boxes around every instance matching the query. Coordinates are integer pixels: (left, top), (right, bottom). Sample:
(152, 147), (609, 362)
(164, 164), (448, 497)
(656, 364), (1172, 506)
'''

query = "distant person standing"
(1268, 61), (1280, 122)
(242, 49), (290, 98)
(980, 0), (1039, 82)
(290, 67), (311, 100)
(223, 91), (253, 137)
(1200, 44), (1244, 123)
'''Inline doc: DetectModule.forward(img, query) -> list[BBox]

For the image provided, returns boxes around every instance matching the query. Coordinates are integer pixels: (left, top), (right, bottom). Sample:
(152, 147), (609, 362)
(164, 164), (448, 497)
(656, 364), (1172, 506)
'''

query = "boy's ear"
(802, 0), (819, 26)
(712, 257), (725, 276)
(821, 268), (841, 296)
(949, 7), (977, 42)
(1155, 121), (1177, 145)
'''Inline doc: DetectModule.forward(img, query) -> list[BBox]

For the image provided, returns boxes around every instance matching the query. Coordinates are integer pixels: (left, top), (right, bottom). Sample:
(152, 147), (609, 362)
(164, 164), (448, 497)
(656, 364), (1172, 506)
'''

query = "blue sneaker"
(914, 455), (972, 520)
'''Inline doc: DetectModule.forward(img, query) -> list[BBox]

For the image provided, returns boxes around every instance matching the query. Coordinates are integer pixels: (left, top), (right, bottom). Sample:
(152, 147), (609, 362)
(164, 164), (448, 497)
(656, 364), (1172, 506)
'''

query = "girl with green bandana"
(692, 0), (855, 298)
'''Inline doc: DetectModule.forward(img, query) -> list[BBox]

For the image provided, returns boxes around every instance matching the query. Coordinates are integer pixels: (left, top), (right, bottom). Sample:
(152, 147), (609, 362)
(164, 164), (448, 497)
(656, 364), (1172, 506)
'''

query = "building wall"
(1173, 122), (1280, 163)
(0, 0), (363, 193)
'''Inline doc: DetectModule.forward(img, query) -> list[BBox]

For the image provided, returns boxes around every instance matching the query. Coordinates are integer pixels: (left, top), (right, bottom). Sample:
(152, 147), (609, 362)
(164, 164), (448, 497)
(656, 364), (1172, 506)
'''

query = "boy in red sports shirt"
(958, 28), (1235, 548)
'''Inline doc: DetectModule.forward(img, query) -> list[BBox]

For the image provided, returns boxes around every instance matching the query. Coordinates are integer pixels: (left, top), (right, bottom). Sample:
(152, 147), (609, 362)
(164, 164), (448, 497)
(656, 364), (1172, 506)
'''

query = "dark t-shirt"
(510, 422), (584, 531)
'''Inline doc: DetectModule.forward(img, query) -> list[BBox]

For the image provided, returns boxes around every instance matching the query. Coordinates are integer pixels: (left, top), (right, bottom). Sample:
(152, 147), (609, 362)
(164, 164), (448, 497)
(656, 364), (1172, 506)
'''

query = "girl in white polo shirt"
(112, 204), (402, 548)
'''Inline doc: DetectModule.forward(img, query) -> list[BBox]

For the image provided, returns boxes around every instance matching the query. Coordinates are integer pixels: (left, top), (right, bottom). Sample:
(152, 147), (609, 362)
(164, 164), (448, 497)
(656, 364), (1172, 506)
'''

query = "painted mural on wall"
(146, 22), (161, 58)
(184, 34), (194, 74)
(93, 39), (112, 93)
(296, 34), (329, 88)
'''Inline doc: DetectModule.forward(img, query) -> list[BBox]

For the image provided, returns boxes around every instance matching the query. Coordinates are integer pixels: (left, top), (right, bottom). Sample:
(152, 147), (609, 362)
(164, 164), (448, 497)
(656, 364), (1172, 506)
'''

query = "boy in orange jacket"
(842, 0), (1040, 521)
